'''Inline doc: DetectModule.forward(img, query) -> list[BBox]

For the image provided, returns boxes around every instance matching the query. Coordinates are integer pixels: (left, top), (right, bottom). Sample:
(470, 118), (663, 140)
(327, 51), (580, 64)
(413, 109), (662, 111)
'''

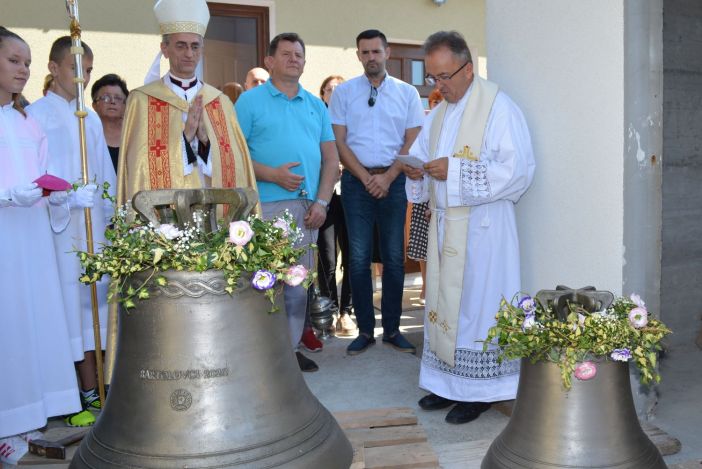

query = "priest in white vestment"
(27, 36), (115, 419)
(404, 31), (535, 425)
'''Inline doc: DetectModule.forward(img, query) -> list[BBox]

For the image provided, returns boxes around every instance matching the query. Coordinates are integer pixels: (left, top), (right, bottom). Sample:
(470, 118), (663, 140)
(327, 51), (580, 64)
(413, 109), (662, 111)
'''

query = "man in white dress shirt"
(404, 31), (535, 424)
(330, 29), (425, 356)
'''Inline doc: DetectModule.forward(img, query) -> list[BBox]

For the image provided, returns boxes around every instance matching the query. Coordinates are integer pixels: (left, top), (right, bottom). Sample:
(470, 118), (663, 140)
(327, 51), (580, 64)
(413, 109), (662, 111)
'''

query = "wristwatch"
(315, 198), (329, 210)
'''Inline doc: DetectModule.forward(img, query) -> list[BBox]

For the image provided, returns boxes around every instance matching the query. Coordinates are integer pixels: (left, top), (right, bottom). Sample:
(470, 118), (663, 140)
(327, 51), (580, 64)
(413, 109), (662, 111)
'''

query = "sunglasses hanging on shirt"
(368, 86), (378, 107)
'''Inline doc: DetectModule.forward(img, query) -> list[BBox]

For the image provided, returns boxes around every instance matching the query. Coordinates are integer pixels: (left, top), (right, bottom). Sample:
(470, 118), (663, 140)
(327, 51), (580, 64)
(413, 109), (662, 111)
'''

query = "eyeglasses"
(368, 86), (378, 107)
(424, 60), (470, 87)
(95, 94), (126, 104)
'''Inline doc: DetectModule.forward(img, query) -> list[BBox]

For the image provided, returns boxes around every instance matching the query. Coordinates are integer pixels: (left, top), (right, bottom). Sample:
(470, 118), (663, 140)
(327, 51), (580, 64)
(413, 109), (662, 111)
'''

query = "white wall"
(486, 0), (663, 309)
(486, 1), (630, 297)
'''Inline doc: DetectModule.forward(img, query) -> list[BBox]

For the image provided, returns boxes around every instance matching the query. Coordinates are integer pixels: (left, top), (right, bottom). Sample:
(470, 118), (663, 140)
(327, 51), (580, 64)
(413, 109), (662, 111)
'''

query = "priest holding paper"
(405, 31), (535, 425)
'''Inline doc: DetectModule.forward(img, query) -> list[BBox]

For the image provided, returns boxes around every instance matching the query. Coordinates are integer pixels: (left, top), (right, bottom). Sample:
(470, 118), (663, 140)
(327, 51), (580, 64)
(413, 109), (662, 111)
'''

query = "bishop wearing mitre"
(117, 0), (257, 205)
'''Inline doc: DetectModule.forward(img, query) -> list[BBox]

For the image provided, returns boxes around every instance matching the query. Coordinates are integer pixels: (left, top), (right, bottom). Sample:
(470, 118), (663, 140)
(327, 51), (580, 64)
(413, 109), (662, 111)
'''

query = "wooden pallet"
(18, 407), (438, 469)
(333, 407), (439, 469)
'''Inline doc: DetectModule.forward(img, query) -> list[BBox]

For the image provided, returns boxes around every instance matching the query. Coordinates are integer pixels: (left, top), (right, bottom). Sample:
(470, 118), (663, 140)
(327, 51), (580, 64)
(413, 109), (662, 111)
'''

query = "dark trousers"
(316, 192), (352, 311)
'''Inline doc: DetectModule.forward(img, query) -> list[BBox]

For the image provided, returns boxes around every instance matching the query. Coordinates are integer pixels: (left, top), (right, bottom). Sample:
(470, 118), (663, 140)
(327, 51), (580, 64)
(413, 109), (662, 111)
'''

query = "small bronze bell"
(481, 286), (667, 469)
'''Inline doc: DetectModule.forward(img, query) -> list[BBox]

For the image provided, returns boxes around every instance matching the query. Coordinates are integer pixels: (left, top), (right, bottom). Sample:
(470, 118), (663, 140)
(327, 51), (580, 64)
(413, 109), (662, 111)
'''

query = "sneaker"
(336, 312), (358, 337)
(296, 351), (319, 372)
(300, 327), (323, 353)
(81, 388), (102, 412)
(382, 332), (416, 354)
(346, 333), (376, 355)
(64, 409), (96, 428)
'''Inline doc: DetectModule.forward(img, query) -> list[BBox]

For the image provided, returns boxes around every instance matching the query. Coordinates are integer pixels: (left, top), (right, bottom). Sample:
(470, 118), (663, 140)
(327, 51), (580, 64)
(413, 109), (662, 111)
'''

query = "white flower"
(155, 223), (183, 240)
(630, 293), (646, 308)
(228, 220), (254, 246)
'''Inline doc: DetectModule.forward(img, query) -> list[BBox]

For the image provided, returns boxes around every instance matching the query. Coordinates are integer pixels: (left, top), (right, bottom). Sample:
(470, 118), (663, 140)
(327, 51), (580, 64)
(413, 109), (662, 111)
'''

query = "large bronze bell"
(71, 189), (353, 468)
(482, 286), (667, 469)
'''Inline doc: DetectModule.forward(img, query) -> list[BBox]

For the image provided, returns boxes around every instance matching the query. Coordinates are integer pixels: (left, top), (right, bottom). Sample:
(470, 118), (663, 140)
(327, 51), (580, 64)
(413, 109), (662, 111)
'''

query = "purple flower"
(522, 312), (536, 331)
(228, 220), (254, 246)
(284, 264), (307, 287)
(251, 270), (276, 290)
(574, 361), (597, 381)
(518, 296), (536, 314)
(611, 348), (632, 362)
(628, 307), (648, 328)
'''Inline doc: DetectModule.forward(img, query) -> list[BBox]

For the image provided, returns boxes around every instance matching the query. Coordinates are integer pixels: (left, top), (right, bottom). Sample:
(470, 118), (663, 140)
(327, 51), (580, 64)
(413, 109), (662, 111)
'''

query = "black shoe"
(445, 402), (491, 424)
(346, 333), (376, 355)
(382, 332), (416, 354)
(296, 351), (319, 372)
(418, 393), (456, 411)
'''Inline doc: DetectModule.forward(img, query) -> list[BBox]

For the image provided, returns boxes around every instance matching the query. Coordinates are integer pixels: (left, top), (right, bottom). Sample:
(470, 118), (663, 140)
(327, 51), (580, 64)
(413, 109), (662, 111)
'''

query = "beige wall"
(2, 0), (484, 104)
(272, 0), (485, 95)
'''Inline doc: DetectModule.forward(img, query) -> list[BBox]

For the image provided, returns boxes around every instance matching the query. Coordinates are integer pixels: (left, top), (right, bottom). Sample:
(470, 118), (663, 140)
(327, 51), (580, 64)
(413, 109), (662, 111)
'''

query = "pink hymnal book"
(34, 174), (72, 197)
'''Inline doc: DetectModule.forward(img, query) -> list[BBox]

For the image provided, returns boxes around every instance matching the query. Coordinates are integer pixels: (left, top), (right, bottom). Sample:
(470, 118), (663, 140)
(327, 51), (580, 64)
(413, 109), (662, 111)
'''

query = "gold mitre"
(154, 0), (210, 36)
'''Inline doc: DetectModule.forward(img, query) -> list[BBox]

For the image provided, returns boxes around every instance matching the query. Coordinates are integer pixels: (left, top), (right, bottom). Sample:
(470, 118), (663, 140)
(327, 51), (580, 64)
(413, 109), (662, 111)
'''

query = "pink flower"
(228, 220), (254, 246)
(574, 361), (597, 381)
(273, 218), (291, 236)
(284, 264), (307, 287)
(628, 307), (648, 328)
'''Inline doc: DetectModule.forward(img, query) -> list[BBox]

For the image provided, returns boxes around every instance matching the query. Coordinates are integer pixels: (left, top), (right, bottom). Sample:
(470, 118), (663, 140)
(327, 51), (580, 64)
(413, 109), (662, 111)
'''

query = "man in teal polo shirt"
(235, 32), (339, 372)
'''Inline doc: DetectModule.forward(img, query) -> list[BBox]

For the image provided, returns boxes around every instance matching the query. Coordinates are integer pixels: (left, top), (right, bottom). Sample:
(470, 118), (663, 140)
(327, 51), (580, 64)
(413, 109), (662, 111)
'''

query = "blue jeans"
(341, 170), (407, 336)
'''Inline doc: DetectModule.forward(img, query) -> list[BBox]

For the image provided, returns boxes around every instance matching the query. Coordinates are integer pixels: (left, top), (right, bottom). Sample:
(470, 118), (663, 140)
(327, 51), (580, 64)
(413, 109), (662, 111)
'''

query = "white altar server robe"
(27, 92), (116, 359)
(0, 103), (81, 438)
(407, 86), (535, 402)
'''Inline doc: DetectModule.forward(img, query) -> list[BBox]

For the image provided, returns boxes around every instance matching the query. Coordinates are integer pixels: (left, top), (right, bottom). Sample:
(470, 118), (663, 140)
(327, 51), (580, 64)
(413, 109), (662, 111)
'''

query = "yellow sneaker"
(64, 409), (95, 427)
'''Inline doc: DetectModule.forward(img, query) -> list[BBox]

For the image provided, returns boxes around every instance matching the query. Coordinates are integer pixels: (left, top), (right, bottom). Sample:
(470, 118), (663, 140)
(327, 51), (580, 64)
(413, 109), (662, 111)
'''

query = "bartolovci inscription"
(139, 367), (230, 381)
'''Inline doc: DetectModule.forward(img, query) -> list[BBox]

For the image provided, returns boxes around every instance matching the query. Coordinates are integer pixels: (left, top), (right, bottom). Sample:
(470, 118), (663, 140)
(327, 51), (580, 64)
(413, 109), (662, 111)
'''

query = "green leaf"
(153, 248), (164, 265)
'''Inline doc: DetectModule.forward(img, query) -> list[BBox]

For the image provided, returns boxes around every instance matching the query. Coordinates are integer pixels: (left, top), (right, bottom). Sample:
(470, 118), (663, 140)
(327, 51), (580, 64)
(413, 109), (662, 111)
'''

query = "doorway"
(204, 3), (269, 90)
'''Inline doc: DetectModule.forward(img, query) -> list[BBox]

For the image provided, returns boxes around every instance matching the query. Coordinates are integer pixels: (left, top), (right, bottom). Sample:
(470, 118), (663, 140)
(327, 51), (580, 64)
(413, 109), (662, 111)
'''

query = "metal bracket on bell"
(132, 188), (258, 233)
(535, 285), (615, 322)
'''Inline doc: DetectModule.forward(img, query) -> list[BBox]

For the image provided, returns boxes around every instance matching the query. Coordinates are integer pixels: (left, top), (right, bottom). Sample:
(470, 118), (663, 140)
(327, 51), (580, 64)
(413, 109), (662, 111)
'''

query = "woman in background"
(91, 73), (128, 172)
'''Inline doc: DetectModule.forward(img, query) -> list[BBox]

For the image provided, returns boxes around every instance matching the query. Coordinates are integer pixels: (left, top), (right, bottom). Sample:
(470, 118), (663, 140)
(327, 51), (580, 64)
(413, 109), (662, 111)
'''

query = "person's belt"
(365, 166), (390, 175)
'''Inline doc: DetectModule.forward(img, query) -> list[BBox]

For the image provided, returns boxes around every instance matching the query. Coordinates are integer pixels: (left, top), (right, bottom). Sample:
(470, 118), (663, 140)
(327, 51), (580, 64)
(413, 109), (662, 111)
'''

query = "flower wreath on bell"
(77, 187), (314, 312)
(482, 293), (671, 388)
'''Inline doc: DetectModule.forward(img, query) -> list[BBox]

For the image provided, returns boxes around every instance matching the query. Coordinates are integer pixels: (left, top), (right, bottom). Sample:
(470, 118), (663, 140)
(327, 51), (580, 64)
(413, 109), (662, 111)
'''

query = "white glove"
(49, 190), (69, 206)
(68, 184), (98, 209)
(10, 183), (42, 207)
